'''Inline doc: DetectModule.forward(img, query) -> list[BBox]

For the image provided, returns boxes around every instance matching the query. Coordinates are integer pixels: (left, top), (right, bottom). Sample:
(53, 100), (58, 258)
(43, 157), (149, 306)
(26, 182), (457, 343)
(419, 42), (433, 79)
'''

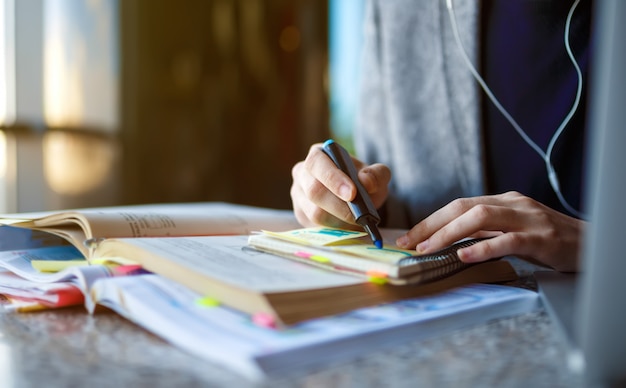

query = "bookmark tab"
(367, 276), (388, 285)
(112, 265), (149, 276)
(295, 251), (331, 264)
(195, 296), (220, 308)
(366, 270), (388, 278)
(30, 259), (89, 273)
(309, 255), (331, 264)
(252, 312), (277, 329)
(91, 256), (140, 266)
(366, 270), (389, 284)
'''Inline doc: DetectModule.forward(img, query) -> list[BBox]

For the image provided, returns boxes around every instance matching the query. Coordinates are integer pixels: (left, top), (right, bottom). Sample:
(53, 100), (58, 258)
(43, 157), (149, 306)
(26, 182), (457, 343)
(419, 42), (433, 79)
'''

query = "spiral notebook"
(247, 227), (491, 285)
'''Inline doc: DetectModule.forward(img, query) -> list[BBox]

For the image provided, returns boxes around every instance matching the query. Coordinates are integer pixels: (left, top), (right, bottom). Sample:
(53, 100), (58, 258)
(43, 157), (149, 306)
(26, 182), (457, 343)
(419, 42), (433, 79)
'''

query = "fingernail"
(416, 239), (429, 253)
(338, 184), (353, 201)
(457, 247), (474, 262)
(396, 235), (409, 248)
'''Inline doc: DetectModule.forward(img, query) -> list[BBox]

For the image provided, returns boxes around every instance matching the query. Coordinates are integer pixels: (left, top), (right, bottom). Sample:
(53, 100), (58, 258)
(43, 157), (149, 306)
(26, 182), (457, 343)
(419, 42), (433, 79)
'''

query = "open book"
(248, 227), (494, 285)
(0, 203), (517, 325)
(0, 202), (299, 312)
(89, 234), (518, 325)
(0, 202), (302, 258)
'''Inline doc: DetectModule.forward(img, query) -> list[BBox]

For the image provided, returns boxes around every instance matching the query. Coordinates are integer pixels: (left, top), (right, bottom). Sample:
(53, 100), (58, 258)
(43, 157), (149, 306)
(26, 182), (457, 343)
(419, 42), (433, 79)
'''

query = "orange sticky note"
(366, 270), (388, 278)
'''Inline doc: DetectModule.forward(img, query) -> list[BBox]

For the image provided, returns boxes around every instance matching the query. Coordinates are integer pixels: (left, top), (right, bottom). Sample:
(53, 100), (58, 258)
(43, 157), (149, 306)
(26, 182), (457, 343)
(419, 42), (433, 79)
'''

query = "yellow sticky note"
(31, 260), (89, 273)
(310, 255), (331, 264)
(367, 276), (388, 285)
(195, 296), (220, 308)
(91, 257), (139, 266)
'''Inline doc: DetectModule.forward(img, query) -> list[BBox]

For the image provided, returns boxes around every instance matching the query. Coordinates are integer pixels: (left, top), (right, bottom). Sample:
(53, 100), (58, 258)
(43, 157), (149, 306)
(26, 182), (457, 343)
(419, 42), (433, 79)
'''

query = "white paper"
(108, 236), (365, 293)
(91, 274), (540, 381)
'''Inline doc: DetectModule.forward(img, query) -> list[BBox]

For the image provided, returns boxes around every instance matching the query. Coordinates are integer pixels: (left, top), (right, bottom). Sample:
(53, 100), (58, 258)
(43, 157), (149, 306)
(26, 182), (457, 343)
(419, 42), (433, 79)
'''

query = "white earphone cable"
(445, 0), (585, 218)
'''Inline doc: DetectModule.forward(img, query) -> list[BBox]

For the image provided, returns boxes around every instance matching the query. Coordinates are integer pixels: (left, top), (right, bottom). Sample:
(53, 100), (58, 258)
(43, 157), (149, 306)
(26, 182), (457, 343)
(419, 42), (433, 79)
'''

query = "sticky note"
(310, 255), (331, 264)
(195, 296), (220, 308)
(31, 260), (88, 273)
(252, 312), (277, 329)
(92, 256), (139, 266)
(367, 276), (388, 285)
(113, 265), (147, 276)
(366, 270), (388, 278)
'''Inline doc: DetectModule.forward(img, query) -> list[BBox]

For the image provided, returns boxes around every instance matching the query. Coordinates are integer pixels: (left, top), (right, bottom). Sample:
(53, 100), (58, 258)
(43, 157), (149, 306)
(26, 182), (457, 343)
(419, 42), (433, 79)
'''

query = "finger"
(396, 197), (486, 249)
(304, 144), (355, 202)
(397, 194), (525, 249)
(291, 162), (355, 225)
(415, 204), (528, 253)
(457, 232), (537, 263)
(357, 163), (391, 207)
(356, 164), (390, 193)
(290, 179), (319, 227)
(290, 176), (354, 227)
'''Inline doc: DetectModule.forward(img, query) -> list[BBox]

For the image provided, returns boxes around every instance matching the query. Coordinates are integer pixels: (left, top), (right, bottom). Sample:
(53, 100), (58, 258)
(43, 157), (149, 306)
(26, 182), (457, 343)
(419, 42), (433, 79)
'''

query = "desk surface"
(0, 259), (583, 388)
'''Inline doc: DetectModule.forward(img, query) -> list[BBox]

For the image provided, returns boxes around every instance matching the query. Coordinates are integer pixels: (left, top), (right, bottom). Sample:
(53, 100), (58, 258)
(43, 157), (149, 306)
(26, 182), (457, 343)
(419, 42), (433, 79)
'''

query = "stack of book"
(0, 202), (538, 380)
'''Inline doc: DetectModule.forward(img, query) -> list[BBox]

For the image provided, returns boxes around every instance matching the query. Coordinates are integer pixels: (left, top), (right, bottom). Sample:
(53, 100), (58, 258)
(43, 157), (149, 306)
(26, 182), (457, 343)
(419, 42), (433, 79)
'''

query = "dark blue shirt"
(481, 0), (592, 216)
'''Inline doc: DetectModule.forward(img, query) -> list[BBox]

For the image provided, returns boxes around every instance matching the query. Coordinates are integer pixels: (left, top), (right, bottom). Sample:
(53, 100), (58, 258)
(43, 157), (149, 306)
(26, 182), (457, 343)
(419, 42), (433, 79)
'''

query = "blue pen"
(321, 139), (383, 249)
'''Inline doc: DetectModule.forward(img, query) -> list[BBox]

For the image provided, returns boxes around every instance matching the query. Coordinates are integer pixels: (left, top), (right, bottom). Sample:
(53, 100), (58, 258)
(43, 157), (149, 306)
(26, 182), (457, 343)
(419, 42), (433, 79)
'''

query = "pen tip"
(374, 240), (383, 249)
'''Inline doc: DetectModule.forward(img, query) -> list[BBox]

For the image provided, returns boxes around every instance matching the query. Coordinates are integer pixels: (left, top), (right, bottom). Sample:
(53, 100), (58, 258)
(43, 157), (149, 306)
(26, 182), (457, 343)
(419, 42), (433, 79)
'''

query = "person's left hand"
(395, 191), (585, 272)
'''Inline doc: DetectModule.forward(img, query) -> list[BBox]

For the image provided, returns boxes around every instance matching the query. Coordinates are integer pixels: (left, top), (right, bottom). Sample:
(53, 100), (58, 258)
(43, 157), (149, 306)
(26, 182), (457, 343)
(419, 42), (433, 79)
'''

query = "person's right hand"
(290, 143), (392, 228)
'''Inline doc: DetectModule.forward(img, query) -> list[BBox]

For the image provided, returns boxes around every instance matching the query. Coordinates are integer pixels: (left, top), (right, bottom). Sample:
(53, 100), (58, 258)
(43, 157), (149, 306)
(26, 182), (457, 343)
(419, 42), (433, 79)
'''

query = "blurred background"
(0, 0), (365, 212)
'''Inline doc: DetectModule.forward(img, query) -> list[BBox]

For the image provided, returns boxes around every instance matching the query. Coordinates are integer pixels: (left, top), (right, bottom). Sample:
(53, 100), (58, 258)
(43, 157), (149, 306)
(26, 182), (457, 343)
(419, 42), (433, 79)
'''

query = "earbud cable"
(445, 0), (585, 219)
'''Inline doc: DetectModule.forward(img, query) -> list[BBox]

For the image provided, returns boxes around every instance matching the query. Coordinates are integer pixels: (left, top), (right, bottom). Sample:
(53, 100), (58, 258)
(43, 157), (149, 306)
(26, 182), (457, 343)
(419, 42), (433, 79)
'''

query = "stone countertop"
(0, 258), (584, 388)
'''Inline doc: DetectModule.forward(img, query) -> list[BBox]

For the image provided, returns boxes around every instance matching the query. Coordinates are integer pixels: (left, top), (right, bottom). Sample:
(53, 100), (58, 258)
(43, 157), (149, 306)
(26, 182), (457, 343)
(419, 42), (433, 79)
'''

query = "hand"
(395, 191), (585, 272)
(290, 143), (391, 228)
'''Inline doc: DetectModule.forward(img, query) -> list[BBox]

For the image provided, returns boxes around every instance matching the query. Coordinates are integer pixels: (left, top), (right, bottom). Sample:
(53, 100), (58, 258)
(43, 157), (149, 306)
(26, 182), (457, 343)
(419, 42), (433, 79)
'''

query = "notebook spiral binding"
(398, 238), (493, 283)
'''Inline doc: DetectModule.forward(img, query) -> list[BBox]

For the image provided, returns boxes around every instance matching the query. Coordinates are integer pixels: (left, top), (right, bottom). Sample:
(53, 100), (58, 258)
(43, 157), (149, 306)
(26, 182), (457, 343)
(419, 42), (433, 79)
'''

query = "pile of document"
(0, 204), (540, 380)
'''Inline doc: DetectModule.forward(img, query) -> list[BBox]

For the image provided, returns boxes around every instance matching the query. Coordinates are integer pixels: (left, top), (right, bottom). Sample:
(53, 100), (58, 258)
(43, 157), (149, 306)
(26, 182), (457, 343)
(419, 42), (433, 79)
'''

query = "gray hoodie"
(355, 0), (484, 228)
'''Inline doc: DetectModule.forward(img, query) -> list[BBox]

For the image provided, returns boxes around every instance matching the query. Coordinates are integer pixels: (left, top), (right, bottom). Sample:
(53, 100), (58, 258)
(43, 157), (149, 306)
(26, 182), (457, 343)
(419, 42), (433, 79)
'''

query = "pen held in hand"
(321, 139), (383, 249)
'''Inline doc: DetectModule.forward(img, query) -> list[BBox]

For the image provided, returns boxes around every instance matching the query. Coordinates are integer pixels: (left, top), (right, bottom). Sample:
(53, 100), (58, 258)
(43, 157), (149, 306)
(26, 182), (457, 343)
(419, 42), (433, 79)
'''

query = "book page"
(99, 236), (364, 293)
(1, 203), (301, 257)
(0, 246), (85, 280)
(2, 202), (300, 238)
(77, 203), (300, 238)
(91, 274), (539, 380)
(0, 246), (113, 306)
(0, 270), (85, 310)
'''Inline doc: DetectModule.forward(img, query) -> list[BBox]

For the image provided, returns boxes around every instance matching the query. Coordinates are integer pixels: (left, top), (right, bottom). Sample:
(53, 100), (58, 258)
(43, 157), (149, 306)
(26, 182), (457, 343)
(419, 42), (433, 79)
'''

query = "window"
(43, 0), (119, 130)
(0, 0), (15, 126)
(328, 0), (365, 146)
(0, 0), (120, 212)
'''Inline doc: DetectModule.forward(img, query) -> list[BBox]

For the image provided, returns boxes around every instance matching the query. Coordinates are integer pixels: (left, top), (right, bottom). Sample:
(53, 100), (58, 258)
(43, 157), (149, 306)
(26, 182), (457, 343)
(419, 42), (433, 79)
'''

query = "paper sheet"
(92, 274), (539, 380)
